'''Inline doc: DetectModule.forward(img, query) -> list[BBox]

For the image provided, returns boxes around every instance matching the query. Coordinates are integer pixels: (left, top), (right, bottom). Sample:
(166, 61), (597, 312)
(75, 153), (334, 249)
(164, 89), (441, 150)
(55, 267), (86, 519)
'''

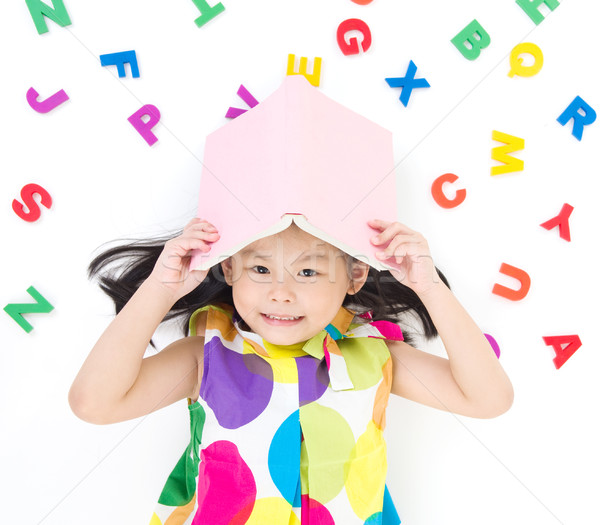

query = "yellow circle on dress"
(244, 497), (300, 525)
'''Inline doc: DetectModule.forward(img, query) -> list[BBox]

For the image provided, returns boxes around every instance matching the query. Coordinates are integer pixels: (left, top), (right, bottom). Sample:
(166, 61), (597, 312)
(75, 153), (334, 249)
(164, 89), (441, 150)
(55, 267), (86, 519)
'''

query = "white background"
(1, 1), (598, 524)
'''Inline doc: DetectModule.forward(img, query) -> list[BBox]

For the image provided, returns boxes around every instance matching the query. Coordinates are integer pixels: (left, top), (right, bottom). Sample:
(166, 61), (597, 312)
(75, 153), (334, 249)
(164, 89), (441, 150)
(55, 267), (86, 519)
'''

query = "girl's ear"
(220, 258), (234, 286)
(347, 260), (370, 295)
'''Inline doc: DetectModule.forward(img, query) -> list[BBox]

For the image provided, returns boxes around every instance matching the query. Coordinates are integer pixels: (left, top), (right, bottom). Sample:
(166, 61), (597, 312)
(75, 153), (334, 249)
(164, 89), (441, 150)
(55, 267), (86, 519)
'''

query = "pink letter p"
(128, 104), (161, 146)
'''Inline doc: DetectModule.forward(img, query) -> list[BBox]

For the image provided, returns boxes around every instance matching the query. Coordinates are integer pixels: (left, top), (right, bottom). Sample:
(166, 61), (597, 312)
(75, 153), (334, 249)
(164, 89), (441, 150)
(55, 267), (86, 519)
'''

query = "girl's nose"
(267, 276), (296, 302)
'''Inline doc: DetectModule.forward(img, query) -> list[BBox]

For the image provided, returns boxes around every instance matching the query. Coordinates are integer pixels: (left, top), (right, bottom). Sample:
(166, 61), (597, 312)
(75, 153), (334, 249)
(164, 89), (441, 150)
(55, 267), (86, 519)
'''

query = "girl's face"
(221, 225), (369, 345)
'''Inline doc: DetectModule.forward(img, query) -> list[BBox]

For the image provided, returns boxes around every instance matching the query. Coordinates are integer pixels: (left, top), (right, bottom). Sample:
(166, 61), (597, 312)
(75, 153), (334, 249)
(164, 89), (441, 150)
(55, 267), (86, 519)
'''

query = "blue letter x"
(385, 61), (430, 107)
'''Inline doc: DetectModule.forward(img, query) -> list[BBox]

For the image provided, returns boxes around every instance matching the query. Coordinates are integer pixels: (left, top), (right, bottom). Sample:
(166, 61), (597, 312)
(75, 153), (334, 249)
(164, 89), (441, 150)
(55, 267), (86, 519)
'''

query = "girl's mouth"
(261, 313), (304, 325)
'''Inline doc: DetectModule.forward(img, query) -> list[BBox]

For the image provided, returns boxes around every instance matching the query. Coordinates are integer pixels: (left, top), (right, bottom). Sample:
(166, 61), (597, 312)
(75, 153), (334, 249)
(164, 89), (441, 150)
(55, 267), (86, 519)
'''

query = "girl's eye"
(250, 266), (316, 277)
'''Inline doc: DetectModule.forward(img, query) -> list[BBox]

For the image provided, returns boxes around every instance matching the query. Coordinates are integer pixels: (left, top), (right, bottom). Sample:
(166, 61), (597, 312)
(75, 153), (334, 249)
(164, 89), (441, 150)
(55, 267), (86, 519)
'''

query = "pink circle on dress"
(193, 440), (256, 524)
(301, 495), (334, 525)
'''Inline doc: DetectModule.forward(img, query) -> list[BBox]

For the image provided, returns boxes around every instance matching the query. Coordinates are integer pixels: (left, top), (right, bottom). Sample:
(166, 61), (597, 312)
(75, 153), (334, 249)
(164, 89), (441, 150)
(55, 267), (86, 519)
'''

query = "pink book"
(190, 75), (398, 272)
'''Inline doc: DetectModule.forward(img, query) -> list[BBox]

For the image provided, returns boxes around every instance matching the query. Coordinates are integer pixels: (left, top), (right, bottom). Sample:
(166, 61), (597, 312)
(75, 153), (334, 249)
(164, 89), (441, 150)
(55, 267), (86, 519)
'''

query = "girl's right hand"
(148, 217), (220, 301)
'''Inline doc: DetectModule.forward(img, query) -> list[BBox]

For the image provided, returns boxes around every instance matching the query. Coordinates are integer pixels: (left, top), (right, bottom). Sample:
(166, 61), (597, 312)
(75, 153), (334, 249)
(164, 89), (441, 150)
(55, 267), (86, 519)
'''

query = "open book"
(190, 75), (399, 272)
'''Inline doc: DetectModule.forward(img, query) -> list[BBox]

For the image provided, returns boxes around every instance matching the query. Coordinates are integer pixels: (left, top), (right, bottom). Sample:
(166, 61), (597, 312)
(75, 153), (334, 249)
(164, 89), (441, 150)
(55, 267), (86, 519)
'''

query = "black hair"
(88, 229), (450, 346)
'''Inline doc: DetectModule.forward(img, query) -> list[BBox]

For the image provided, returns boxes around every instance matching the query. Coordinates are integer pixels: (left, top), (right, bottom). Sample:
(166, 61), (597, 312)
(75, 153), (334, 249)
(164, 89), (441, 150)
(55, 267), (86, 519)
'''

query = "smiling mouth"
(262, 314), (303, 321)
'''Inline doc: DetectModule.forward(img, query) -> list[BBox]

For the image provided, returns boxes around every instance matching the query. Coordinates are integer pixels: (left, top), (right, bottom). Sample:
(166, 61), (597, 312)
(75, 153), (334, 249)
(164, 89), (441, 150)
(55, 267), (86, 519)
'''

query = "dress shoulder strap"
(188, 304), (234, 336)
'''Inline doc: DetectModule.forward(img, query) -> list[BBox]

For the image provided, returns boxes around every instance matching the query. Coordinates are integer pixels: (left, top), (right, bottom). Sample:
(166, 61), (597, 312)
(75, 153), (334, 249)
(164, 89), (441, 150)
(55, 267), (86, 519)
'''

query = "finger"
(367, 219), (391, 231)
(376, 251), (405, 265)
(179, 225), (221, 241)
(193, 220), (217, 231)
(371, 226), (417, 247)
(196, 224), (218, 234)
(375, 235), (419, 256)
(368, 219), (414, 230)
(368, 220), (416, 242)
(368, 219), (395, 237)
(167, 239), (215, 257)
(371, 233), (416, 249)
(182, 230), (220, 243)
(370, 223), (402, 245)
(185, 220), (218, 233)
(375, 242), (411, 264)
(184, 217), (205, 229)
(166, 236), (216, 256)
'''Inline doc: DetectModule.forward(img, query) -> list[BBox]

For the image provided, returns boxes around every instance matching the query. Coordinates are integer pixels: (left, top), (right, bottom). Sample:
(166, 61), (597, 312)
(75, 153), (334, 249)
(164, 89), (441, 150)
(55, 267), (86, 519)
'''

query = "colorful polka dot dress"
(149, 304), (404, 525)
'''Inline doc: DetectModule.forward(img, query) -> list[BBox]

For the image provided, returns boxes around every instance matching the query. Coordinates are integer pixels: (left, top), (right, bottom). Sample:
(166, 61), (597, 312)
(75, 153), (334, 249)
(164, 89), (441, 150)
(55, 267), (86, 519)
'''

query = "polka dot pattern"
(301, 495), (335, 525)
(193, 440), (256, 524)
(269, 410), (302, 506)
(200, 336), (273, 429)
(339, 337), (391, 390)
(244, 497), (301, 525)
(345, 421), (387, 520)
(296, 355), (329, 406)
(364, 512), (383, 525)
(299, 403), (356, 503)
(152, 305), (403, 525)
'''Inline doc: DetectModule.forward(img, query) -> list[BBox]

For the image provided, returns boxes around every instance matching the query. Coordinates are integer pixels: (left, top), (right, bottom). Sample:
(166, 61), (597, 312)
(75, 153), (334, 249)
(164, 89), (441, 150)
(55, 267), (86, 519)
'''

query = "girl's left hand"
(368, 219), (440, 295)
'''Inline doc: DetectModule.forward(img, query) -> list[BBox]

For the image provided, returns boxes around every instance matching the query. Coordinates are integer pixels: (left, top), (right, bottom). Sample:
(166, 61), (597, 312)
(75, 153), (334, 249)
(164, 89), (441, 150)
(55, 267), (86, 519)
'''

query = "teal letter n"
(25, 0), (72, 35)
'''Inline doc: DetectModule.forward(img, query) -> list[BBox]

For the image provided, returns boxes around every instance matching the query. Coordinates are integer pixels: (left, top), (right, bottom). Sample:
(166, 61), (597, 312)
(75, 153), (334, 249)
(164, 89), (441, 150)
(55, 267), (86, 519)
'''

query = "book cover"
(190, 75), (398, 271)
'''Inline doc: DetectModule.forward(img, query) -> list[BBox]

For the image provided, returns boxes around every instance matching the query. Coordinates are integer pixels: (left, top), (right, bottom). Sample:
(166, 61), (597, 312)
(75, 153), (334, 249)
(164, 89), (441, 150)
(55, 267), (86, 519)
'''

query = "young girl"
(69, 216), (513, 525)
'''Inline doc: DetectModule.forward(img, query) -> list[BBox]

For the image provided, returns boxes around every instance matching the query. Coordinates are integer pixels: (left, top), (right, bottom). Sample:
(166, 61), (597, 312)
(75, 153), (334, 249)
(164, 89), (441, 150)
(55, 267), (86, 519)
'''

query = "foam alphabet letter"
(492, 263), (531, 301)
(128, 105), (161, 146)
(508, 43), (544, 77)
(557, 96), (596, 141)
(26, 87), (69, 113)
(385, 61), (430, 107)
(286, 54), (322, 87)
(516, 0), (560, 25)
(542, 335), (581, 369)
(431, 173), (466, 209)
(100, 50), (140, 78)
(225, 84), (259, 118)
(4, 286), (55, 333)
(451, 19), (491, 61)
(540, 203), (574, 241)
(491, 131), (525, 176)
(337, 19), (372, 55)
(484, 333), (501, 359)
(12, 183), (53, 222)
(190, 0), (225, 28)
(25, 0), (72, 34)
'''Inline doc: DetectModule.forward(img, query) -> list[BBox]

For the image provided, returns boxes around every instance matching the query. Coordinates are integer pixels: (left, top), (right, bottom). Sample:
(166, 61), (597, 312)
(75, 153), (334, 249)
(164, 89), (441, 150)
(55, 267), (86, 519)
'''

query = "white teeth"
(265, 314), (300, 321)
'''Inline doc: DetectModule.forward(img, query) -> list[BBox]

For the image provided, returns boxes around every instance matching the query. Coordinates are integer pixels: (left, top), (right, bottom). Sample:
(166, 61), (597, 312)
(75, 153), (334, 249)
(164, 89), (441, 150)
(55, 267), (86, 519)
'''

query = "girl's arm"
(69, 218), (219, 424)
(369, 219), (514, 419)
